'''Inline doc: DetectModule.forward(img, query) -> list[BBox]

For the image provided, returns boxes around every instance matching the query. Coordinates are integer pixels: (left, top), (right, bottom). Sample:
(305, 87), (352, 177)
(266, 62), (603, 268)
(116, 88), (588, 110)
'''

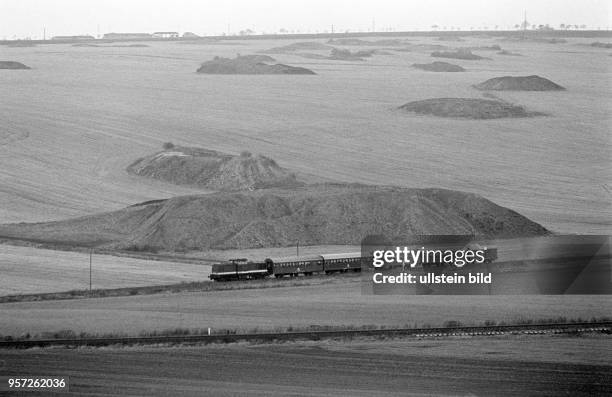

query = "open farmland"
(0, 235), (600, 296)
(1, 278), (610, 336)
(1, 335), (610, 396)
(0, 244), (210, 295)
(1, 35), (610, 233)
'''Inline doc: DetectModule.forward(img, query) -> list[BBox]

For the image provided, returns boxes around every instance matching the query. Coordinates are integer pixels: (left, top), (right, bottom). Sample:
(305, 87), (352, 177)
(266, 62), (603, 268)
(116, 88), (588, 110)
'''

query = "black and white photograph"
(0, 0), (611, 395)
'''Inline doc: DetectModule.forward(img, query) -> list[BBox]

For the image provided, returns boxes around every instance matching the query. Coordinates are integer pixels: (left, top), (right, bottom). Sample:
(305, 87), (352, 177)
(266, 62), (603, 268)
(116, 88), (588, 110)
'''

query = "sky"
(1, 0), (610, 39)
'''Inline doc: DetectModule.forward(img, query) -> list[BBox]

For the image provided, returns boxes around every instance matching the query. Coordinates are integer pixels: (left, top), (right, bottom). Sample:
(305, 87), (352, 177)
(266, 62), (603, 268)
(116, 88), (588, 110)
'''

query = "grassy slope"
(0, 36), (609, 233)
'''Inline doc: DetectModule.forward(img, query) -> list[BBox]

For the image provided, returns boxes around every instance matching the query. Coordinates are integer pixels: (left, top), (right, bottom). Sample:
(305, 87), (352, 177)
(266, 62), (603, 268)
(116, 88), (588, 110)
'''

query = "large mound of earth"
(0, 184), (549, 251)
(399, 98), (543, 119)
(197, 55), (315, 75)
(0, 61), (30, 69)
(431, 49), (485, 60)
(474, 75), (566, 91)
(127, 146), (304, 191)
(412, 61), (465, 72)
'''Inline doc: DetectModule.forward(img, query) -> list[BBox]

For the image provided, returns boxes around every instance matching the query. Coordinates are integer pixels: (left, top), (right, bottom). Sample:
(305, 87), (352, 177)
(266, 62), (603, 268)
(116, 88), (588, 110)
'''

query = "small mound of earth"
(328, 48), (374, 61)
(392, 44), (449, 53)
(398, 98), (543, 119)
(501, 37), (566, 44)
(297, 48), (381, 61)
(591, 42), (612, 49)
(497, 50), (522, 56)
(474, 75), (565, 91)
(196, 55), (315, 75)
(127, 146), (305, 191)
(262, 42), (333, 54)
(73, 43), (149, 48)
(465, 45), (501, 51)
(109, 44), (149, 48)
(431, 49), (484, 60)
(412, 61), (465, 72)
(0, 61), (30, 69)
(6, 42), (36, 47)
(233, 54), (276, 63)
(437, 36), (464, 42)
(327, 38), (406, 46)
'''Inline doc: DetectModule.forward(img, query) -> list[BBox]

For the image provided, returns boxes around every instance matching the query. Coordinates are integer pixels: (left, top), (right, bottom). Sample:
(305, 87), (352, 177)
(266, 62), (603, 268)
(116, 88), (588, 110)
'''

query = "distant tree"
(163, 142), (175, 150)
(559, 24), (565, 29)
(580, 24), (586, 29)
(431, 25), (439, 31)
(514, 24), (520, 29)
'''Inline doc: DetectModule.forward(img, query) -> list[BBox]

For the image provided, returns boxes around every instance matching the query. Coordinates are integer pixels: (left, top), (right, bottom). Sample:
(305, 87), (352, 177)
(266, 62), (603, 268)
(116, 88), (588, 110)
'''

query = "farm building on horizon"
(51, 35), (95, 40)
(153, 32), (179, 38)
(103, 32), (153, 40)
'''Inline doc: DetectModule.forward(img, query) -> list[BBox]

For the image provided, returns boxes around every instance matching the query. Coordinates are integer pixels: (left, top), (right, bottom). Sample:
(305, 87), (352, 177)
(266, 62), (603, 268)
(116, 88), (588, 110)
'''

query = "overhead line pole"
(89, 249), (92, 292)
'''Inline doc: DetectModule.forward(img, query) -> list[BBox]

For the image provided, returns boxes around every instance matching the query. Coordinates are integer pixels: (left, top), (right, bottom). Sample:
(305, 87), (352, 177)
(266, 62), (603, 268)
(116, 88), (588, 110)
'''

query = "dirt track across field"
(1, 335), (610, 396)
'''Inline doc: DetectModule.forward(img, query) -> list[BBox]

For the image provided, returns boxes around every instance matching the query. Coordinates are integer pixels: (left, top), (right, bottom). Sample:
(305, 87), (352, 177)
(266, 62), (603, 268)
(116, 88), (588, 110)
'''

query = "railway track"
(1, 321), (610, 349)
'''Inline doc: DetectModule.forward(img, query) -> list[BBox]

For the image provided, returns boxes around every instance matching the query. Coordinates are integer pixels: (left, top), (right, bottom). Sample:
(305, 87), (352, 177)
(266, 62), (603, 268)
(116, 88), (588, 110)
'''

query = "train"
(209, 247), (498, 281)
(209, 253), (364, 281)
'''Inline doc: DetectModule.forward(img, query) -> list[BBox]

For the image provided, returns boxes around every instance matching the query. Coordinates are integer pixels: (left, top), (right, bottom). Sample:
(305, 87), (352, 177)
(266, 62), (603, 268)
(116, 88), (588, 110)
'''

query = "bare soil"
(1, 335), (610, 396)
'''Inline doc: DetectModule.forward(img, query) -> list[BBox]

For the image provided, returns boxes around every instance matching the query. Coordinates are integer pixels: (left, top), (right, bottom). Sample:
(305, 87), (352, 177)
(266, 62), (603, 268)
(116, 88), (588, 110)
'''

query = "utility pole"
(297, 240), (299, 257)
(89, 249), (92, 292)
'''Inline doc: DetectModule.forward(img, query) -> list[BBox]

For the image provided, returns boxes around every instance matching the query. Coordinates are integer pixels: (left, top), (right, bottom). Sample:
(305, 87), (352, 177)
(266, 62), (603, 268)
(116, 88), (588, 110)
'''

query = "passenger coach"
(265, 255), (324, 277)
(320, 252), (363, 273)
